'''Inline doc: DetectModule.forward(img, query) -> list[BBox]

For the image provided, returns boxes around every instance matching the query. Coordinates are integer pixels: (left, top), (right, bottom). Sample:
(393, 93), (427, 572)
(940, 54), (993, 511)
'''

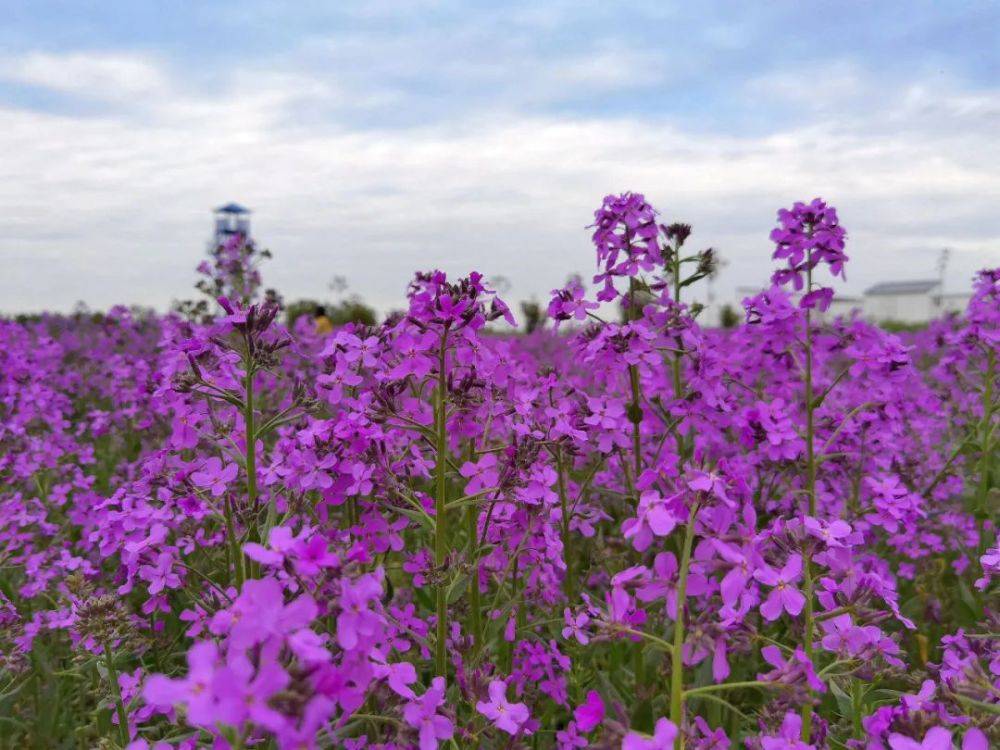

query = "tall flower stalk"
(976, 350), (996, 554)
(104, 642), (130, 748)
(243, 362), (261, 582)
(768, 198), (848, 741)
(434, 328), (450, 678)
(556, 449), (573, 600)
(800, 262), (818, 739)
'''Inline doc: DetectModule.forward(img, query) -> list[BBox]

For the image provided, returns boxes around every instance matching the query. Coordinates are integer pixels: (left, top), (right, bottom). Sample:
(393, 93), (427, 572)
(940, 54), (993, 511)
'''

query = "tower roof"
(214, 202), (251, 215)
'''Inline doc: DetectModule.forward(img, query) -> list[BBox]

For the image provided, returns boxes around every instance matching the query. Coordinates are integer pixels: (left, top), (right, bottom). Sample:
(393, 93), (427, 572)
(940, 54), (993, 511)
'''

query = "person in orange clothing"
(313, 305), (334, 335)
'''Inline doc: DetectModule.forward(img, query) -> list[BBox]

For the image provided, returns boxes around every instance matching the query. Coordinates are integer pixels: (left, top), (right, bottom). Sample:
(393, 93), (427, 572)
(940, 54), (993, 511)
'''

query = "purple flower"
(887, 727), (954, 750)
(622, 717), (679, 750)
(548, 279), (600, 324)
(900, 679), (937, 714)
(760, 711), (815, 749)
(713, 540), (753, 608)
(458, 453), (499, 495)
(800, 287), (835, 311)
(402, 676), (454, 750)
(209, 577), (318, 653)
(476, 680), (530, 735)
(573, 690), (604, 732)
(622, 491), (679, 551)
(555, 721), (588, 749)
(142, 641), (219, 726)
(336, 572), (385, 650)
(169, 413), (200, 450)
(755, 554), (806, 621)
(214, 658), (290, 732)
(137, 553), (182, 595)
(191, 457), (239, 497)
(389, 332), (436, 380)
(692, 716), (730, 749)
(317, 357), (363, 405)
(770, 197), (848, 296)
(820, 614), (870, 655)
(976, 541), (1000, 590)
(758, 645), (826, 694)
(589, 192), (662, 286)
(963, 729), (988, 750)
(372, 656), (417, 699)
(244, 525), (300, 567)
(803, 516), (853, 548)
(126, 741), (172, 750)
(562, 608), (590, 645)
(687, 470), (733, 506)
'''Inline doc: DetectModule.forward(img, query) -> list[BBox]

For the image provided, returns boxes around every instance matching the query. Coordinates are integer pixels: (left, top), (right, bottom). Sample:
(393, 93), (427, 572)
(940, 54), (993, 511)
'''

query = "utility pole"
(936, 247), (950, 309)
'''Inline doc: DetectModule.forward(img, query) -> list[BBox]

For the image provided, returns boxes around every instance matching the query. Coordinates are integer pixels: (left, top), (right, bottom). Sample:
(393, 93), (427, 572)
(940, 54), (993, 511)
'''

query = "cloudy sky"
(2, 0), (998, 316)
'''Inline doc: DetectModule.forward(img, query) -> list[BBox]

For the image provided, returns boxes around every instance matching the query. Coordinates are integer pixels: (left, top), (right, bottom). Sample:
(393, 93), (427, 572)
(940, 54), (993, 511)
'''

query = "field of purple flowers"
(1, 195), (998, 750)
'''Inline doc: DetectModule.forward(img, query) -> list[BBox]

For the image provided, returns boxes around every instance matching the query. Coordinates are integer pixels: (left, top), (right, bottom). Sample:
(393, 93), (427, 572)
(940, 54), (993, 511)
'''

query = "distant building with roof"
(717, 279), (971, 327)
(862, 280), (970, 323)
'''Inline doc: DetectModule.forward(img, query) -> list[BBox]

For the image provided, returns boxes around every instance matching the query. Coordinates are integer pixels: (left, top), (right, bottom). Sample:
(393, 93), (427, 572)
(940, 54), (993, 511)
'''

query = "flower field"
(1, 195), (998, 750)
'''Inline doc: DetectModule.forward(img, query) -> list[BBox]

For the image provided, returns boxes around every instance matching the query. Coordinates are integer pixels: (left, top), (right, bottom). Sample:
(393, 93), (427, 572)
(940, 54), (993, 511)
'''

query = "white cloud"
(0, 52), (170, 100)
(0, 51), (997, 317)
(746, 62), (870, 110)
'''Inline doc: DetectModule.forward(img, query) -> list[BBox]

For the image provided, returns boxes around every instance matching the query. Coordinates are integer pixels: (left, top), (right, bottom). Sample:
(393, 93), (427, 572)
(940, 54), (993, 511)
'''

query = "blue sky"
(1, 0), (998, 315)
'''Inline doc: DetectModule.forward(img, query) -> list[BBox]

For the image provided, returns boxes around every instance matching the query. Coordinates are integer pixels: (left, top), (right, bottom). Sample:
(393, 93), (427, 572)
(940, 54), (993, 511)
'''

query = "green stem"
(463, 441), (484, 658)
(849, 439), (867, 518)
(244, 366), (258, 506)
(683, 680), (770, 698)
(669, 500), (701, 748)
(349, 713), (405, 728)
(851, 679), (865, 741)
(627, 275), (653, 728)
(224, 495), (244, 587)
(804, 289), (816, 519)
(801, 264), (817, 742)
(815, 604), (855, 622)
(103, 642), (130, 748)
(924, 430), (975, 497)
(434, 329), (450, 679)
(627, 277), (644, 479)
(244, 364), (259, 581)
(672, 239), (683, 400)
(506, 555), (519, 674)
(466, 501), (483, 657)
(629, 364), (643, 476)
(977, 350), (996, 555)
(611, 625), (675, 654)
(556, 449), (573, 600)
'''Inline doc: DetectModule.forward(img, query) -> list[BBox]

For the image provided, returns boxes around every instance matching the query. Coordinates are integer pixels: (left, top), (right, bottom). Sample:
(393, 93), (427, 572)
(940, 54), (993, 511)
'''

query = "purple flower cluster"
(770, 198), (849, 310)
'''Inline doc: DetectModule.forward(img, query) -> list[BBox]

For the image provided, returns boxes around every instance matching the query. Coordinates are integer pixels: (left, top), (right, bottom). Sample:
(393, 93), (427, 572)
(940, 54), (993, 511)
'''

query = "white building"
(826, 295), (862, 320)
(862, 280), (970, 324)
(713, 280), (972, 327)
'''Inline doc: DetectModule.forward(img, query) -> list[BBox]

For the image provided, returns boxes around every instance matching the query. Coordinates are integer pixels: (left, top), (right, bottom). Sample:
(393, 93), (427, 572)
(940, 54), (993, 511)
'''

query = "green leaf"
(956, 577), (982, 623)
(445, 486), (500, 511)
(447, 573), (469, 605)
(394, 506), (434, 533)
(830, 680), (853, 720)
(955, 693), (1000, 716)
(679, 271), (709, 289)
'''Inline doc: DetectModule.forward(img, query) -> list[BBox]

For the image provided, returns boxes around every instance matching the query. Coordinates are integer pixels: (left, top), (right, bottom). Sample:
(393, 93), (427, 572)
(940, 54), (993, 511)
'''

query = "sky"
(1, 0), (999, 316)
